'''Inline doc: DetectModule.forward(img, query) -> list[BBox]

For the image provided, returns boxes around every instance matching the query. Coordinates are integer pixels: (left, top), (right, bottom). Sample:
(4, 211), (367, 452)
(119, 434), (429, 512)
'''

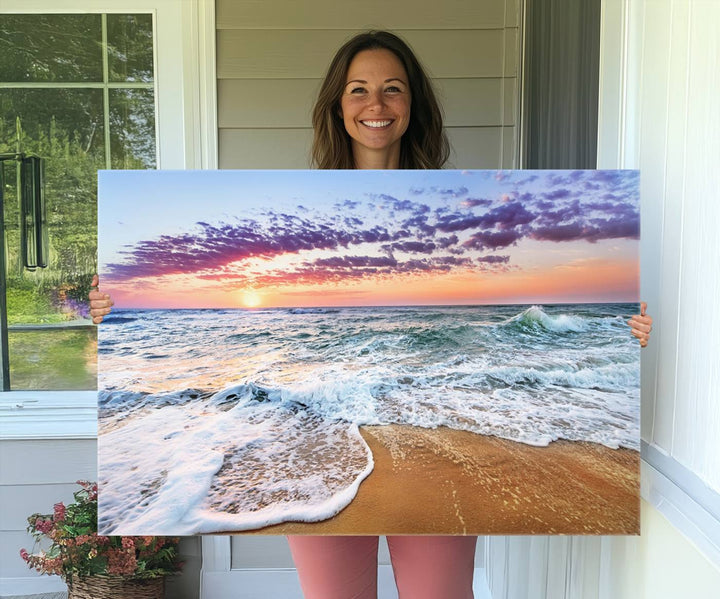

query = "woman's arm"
(88, 275), (114, 324)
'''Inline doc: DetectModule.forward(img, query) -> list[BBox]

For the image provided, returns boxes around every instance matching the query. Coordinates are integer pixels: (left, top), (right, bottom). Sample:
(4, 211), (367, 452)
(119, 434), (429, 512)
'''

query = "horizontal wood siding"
(217, 0), (517, 30)
(218, 78), (516, 128)
(219, 126), (512, 170)
(219, 128), (313, 169)
(218, 29), (512, 79)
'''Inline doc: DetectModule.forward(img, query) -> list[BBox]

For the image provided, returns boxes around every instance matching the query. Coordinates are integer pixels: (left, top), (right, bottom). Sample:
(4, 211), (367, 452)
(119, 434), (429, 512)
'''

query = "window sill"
(641, 441), (720, 568)
(0, 391), (97, 440)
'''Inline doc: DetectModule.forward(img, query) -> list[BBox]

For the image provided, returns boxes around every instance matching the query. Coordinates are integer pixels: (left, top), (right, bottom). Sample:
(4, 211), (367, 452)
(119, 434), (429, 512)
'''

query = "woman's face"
(340, 49), (411, 165)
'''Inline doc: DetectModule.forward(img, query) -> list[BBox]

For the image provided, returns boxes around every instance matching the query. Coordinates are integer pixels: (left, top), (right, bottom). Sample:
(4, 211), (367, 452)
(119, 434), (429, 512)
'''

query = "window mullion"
(102, 13), (111, 170)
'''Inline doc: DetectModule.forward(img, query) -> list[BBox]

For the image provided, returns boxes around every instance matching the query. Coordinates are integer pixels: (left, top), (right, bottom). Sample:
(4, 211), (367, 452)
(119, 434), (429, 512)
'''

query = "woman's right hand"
(89, 274), (114, 324)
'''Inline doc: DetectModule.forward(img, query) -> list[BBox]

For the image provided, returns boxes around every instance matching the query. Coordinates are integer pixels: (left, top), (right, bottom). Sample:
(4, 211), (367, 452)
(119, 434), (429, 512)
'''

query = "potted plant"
(20, 480), (182, 598)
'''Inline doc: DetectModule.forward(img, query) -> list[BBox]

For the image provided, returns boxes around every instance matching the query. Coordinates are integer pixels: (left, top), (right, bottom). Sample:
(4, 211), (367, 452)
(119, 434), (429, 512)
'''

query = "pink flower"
(53, 502), (66, 522)
(107, 548), (137, 576)
(19, 548), (29, 562)
(121, 537), (135, 550)
(34, 518), (54, 535)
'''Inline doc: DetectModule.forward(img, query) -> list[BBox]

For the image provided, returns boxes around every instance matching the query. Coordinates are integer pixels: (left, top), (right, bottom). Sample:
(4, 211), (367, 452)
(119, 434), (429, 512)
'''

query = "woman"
(90, 30), (653, 599)
(288, 31), (479, 599)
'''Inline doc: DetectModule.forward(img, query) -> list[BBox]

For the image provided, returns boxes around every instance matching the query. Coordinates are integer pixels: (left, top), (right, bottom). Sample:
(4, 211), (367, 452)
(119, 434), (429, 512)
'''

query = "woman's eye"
(349, 87), (367, 94)
(385, 86), (402, 93)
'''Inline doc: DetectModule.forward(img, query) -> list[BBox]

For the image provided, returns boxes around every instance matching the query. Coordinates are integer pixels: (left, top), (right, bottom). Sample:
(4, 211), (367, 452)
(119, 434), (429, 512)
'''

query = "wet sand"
(245, 424), (640, 535)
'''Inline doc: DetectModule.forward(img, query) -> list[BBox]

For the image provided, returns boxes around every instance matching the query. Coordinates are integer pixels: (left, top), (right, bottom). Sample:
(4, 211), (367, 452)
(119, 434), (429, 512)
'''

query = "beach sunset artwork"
(97, 169), (640, 535)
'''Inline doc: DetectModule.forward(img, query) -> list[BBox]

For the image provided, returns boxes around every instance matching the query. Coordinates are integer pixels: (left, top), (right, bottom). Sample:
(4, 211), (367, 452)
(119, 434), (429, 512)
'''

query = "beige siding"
(219, 78), (516, 128)
(218, 29), (511, 79)
(219, 128), (313, 169)
(216, 0), (522, 169)
(217, 0), (516, 30)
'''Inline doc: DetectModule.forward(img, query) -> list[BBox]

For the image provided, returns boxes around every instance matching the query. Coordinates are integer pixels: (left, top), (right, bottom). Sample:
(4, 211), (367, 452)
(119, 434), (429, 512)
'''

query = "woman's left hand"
(627, 301), (653, 348)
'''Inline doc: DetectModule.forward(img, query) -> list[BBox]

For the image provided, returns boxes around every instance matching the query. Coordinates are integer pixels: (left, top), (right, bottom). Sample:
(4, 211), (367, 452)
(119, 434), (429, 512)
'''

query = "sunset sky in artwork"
(99, 169), (640, 309)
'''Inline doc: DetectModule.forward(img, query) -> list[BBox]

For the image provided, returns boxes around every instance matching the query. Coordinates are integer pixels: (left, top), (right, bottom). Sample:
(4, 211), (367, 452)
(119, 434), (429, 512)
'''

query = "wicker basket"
(67, 575), (164, 599)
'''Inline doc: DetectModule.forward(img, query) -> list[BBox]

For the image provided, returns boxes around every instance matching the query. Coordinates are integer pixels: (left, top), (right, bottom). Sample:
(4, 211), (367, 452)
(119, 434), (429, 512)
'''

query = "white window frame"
(0, 0), (217, 440)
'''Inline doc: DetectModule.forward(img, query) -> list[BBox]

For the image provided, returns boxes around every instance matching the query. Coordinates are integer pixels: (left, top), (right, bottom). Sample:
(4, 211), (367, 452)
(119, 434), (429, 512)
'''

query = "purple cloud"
(543, 188), (572, 201)
(459, 198), (492, 208)
(436, 202), (535, 233)
(477, 255), (510, 264)
(463, 229), (523, 250)
(388, 241), (437, 254)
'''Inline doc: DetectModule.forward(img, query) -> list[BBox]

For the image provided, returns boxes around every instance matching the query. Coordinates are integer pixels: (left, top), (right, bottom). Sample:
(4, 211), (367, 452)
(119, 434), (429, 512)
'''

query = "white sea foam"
(99, 387), (373, 535)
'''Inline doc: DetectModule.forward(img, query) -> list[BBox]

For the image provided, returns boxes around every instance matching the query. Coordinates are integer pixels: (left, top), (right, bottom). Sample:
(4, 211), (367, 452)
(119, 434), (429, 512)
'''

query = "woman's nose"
(366, 89), (385, 110)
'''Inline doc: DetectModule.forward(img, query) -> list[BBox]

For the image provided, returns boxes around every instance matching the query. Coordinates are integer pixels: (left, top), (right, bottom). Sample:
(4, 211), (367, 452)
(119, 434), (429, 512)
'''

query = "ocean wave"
(287, 307), (340, 315)
(484, 362), (638, 392)
(505, 305), (588, 333)
(101, 315), (138, 324)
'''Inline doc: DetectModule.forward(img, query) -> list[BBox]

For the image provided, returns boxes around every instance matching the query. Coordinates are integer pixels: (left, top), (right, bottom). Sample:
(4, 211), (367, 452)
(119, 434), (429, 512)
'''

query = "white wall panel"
(486, 536), (607, 599)
(651, 0), (689, 457)
(671, 1), (720, 486)
(613, 0), (720, 490)
(600, 0), (720, 490)
(635, 0), (674, 448)
(0, 440), (97, 581)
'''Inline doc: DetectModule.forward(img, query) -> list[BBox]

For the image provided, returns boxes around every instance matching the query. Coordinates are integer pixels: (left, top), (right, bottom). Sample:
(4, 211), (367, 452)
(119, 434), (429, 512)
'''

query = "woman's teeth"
(362, 120), (392, 128)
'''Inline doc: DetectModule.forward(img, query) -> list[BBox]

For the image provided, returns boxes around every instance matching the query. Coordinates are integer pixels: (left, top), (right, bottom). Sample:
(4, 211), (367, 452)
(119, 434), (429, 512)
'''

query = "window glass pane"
(9, 329), (97, 390)
(0, 14), (102, 82)
(110, 89), (156, 169)
(1, 89), (103, 391)
(107, 14), (154, 82)
(0, 89), (106, 163)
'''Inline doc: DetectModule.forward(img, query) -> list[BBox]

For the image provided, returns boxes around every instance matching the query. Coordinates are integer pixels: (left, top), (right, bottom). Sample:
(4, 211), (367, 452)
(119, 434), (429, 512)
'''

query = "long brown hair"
(311, 31), (449, 170)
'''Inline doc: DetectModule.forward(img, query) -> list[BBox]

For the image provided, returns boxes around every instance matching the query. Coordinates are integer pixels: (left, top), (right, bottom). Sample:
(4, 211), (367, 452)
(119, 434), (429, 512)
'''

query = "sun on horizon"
(240, 289), (263, 308)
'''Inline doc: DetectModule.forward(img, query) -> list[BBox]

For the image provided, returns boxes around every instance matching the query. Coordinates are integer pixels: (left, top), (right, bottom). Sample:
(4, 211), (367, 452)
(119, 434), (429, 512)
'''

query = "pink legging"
(287, 536), (477, 599)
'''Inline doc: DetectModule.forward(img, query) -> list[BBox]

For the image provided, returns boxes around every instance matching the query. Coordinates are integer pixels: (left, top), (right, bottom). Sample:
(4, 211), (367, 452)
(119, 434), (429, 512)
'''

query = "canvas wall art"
(97, 169), (640, 535)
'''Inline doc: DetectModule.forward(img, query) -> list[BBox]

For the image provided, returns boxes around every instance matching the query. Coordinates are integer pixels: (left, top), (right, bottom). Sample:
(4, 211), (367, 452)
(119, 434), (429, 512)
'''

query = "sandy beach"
(247, 424), (640, 535)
